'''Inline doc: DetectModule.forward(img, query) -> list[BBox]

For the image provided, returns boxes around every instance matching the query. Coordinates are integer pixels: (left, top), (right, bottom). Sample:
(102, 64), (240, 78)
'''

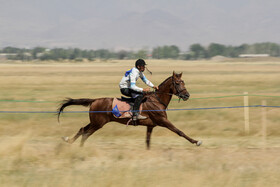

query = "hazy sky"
(1, 0), (280, 50)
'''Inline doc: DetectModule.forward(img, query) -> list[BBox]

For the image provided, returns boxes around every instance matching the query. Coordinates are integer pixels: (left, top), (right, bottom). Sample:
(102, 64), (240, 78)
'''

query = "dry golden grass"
(0, 59), (280, 187)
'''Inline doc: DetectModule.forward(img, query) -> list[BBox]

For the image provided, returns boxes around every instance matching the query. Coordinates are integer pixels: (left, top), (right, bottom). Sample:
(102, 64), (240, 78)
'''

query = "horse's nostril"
(181, 95), (189, 101)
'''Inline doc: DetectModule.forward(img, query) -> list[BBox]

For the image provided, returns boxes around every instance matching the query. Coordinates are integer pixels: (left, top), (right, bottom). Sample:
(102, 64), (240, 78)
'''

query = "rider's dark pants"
(120, 88), (144, 115)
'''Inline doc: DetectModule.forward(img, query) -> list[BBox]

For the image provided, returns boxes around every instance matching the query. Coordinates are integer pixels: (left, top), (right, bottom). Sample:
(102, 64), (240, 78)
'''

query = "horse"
(58, 71), (202, 149)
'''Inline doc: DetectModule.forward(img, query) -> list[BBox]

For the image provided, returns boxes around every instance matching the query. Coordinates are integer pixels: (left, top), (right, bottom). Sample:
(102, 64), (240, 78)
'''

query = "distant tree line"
(185, 42), (280, 60)
(1, 42), (280, 61)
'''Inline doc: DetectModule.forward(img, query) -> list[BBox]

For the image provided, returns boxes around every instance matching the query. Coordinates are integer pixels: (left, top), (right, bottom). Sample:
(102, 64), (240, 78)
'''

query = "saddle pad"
(112, 98), (143, 118)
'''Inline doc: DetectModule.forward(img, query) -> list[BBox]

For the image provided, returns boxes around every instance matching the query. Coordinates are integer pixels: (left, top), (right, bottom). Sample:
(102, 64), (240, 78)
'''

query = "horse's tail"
(57, 98), (96, 122)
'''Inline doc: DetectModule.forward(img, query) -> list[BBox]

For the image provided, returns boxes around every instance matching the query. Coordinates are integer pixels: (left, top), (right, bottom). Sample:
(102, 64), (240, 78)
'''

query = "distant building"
(211, 55), (230, 61)
(239, 54), (269, 58)
(0, 53), (17, 60)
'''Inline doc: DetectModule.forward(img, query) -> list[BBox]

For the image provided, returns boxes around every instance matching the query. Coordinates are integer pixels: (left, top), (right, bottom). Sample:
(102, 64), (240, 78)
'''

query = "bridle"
(151, 77), (188, 106)
(154, 77), (187, 97)
(172, 77), (188, 99)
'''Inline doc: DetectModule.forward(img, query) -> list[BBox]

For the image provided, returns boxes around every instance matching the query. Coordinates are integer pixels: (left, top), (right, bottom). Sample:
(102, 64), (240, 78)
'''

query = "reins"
(153, 90), (181, 104)
(154, 91), (173, 96)
(144, 75), (186, 107)
(153, 77), (185, 101)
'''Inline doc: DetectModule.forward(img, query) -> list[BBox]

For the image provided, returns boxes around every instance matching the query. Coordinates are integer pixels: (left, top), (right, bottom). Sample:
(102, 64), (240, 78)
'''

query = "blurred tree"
(135, 49), (148, 59)
(95, 49), (113, 59)
(2, 47), (22, 53)
(190, 44), (207, 59)
(32, 47), (46, 59)
(169, 45), (180, 59)
(208, 43), (226, 57)
(117, 50), (129, 59)
(152, 45), (180, 59)
(2, 42), (280, 61)
(152, 47), (161, 59)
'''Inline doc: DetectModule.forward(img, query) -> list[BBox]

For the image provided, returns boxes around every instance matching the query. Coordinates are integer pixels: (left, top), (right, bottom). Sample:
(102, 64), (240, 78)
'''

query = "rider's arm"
(140, 73), (154, 88)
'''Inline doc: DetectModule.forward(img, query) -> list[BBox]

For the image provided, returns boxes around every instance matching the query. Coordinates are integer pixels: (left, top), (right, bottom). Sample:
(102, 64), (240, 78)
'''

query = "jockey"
(119, 59), (158, 121)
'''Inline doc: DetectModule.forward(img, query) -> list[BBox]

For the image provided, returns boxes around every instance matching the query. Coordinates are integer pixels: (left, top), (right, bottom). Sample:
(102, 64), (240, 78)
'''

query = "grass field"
(0, 59), (280, 187)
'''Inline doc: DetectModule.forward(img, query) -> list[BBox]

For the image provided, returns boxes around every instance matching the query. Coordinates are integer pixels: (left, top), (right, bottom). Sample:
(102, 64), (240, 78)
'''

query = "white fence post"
(262, 100), (267, 147)
(244, 92), (250, 134)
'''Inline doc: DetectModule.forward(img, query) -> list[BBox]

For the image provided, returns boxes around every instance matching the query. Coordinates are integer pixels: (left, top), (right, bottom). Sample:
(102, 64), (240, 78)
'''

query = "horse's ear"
(178, 72), (182, 78)
(173, 71), (182, 78)
(173, 71), (176, 77)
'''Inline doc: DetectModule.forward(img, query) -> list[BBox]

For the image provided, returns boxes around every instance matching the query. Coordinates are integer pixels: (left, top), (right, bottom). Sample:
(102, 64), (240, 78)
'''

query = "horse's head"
(171, 71), (190, 101)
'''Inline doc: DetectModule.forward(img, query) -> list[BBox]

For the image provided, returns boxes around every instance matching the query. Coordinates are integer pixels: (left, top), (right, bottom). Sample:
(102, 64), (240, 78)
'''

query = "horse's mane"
(158, 76), (172, 88)
(144, 76), (172, 99)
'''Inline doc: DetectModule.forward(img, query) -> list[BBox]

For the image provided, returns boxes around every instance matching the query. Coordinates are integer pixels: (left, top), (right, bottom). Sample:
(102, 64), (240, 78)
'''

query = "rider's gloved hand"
(143, 88), (150, 92)
(153, 86), (159, 91)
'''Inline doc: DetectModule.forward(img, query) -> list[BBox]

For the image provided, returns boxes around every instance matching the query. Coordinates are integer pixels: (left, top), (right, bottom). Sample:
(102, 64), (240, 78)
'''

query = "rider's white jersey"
(119, 67), (154, 92)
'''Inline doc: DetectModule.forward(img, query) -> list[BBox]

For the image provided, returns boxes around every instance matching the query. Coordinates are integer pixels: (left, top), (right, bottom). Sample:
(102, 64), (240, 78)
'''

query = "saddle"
(112, 97), (146, 118)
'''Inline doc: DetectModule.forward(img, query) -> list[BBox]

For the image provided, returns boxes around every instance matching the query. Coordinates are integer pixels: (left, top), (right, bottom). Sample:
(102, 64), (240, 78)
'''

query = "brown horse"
(58, 72), (202, 149)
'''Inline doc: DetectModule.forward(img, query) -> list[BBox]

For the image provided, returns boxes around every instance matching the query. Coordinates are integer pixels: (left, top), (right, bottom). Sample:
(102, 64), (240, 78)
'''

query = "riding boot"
(132, 95), (147, 121)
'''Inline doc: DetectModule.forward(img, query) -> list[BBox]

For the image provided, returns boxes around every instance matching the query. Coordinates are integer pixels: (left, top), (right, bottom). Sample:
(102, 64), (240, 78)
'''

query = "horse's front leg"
(146, 126), (154, 150)
(158, 118), (202, 146)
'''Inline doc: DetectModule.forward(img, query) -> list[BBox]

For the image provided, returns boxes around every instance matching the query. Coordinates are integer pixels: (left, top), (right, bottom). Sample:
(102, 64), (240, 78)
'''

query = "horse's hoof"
(196, 141), (202, 146)
(62, 136), (69, 143)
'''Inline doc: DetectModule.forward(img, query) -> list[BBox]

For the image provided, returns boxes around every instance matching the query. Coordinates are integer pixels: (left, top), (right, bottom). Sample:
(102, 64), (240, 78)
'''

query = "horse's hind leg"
(80, 125), (103, 147)
(78, 114), (110, 147)
(62, 123), (91, 144)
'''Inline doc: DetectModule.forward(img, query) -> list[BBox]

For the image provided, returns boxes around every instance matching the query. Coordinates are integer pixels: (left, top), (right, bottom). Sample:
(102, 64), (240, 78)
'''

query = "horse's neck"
(156, 80), (173, 108)
(157, 92), (172, 108)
